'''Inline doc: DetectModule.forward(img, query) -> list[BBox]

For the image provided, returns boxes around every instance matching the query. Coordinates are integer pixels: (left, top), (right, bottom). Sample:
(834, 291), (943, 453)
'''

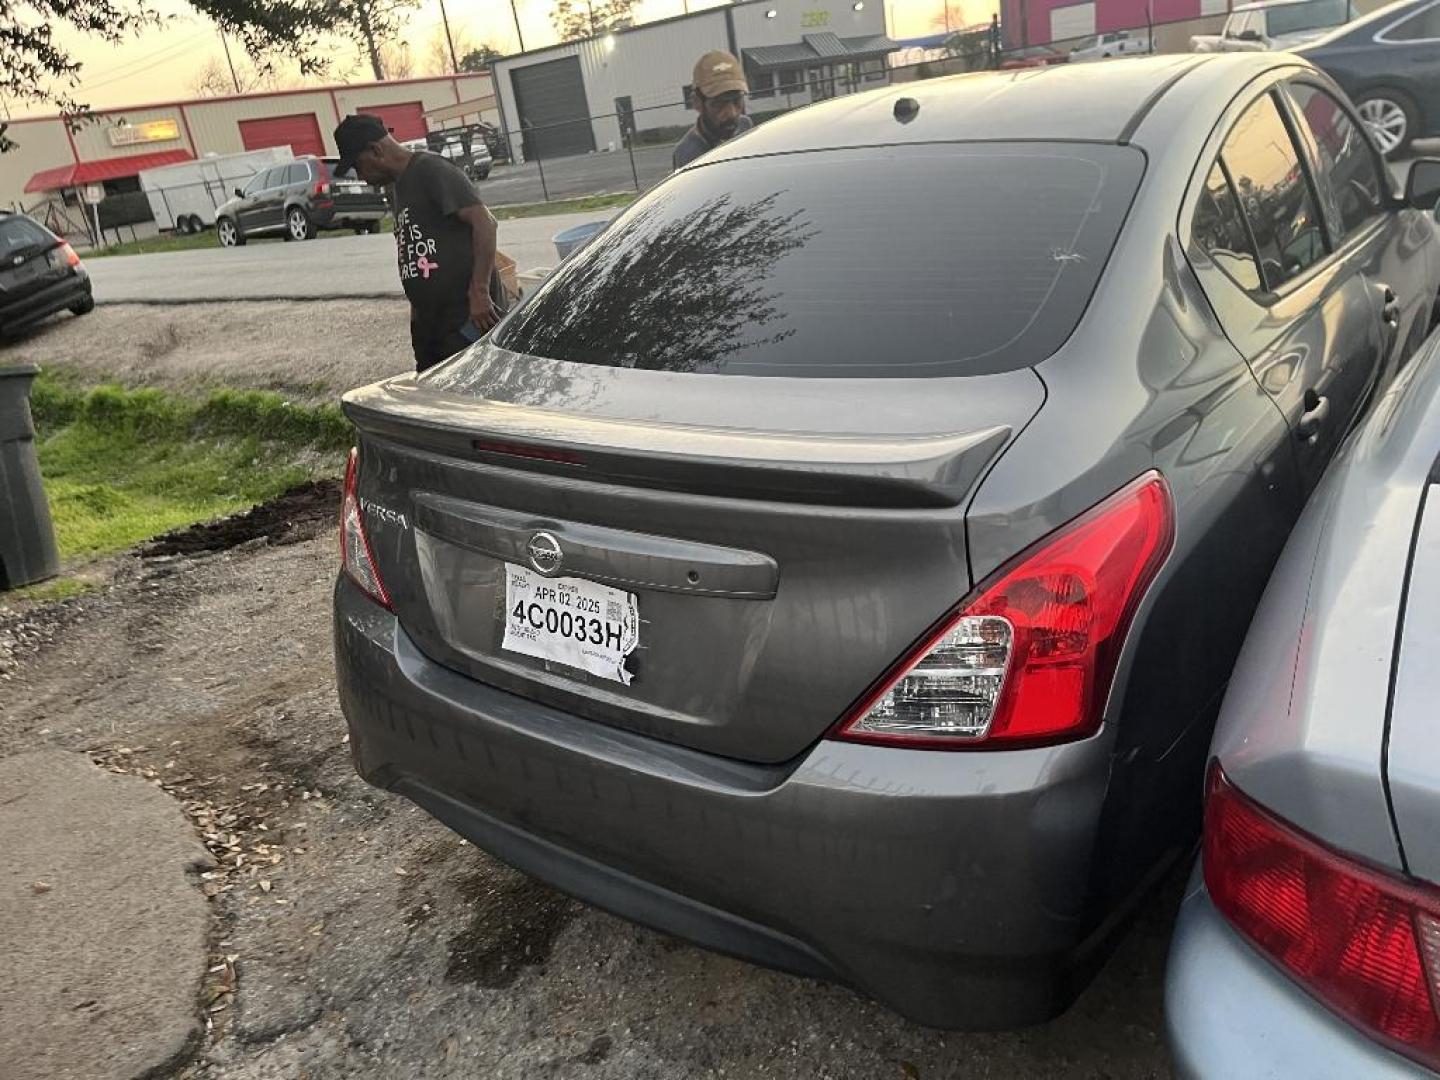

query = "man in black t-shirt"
(333, 114), (505, 371)
(672, 51), (754, 171)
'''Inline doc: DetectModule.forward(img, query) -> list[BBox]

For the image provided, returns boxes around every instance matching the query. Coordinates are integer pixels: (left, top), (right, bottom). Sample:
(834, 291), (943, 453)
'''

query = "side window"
(1381, 0), (1440, 40)
(1193, 162), (1264, 292)
(242, 170), (268, 196)
(1222, 92), (1329, 292)
(1288, 84), (1386, 243)
(286, 163), (309, 186)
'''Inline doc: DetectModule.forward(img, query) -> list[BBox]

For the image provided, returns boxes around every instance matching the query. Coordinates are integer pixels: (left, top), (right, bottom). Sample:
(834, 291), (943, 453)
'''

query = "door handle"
(1296, 388), (1330, 443)
(1380, 283), (1401, 328)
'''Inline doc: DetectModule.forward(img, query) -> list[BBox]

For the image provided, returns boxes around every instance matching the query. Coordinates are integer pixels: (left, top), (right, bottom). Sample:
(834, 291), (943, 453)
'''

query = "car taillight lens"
(1205, 764), (1440, 1071)
(832, 472), (1173, 748)
(341, 447), (392, 610)
(47, 243), (81, 269)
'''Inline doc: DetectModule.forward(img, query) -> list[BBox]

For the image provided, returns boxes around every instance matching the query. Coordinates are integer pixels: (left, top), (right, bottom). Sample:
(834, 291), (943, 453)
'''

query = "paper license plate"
(501, 564), (639, 686)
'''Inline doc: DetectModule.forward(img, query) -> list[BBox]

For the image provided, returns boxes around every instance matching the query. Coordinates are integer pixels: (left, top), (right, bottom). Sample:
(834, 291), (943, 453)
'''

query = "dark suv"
(215, 156), (388, 247)
(0, 212), (93, 337)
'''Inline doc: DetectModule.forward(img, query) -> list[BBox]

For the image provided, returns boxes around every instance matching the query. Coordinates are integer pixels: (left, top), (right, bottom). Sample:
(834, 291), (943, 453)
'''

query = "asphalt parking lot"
(83, 211), (611, 305)
(482, 145), (674, 207)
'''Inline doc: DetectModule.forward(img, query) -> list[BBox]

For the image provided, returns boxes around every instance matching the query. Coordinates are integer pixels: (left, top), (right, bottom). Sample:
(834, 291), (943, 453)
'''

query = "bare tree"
(377, 39), (413, 78)
(424, 26), (469, 74)
(551, 0), (636, 42)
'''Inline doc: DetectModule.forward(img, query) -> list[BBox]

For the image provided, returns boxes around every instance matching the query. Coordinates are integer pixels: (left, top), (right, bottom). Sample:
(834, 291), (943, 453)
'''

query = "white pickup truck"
(1191, 0), (1355, 52)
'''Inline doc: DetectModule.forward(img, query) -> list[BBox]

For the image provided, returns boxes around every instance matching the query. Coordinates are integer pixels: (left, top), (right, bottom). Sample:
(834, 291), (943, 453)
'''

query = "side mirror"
(234, 187), (245, 199)
(1238, 29), (1262, 41)
(1404, 158), (1440, 215)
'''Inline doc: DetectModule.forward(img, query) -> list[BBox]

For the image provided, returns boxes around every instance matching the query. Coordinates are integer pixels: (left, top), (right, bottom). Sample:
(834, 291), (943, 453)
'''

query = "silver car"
(1166, 329), (1440, 1076)
(334, 55), (1440, 1029)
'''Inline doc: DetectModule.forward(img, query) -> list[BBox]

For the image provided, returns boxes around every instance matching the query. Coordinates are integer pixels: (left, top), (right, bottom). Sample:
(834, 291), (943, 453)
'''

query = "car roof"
(701, 54), (1292, 160)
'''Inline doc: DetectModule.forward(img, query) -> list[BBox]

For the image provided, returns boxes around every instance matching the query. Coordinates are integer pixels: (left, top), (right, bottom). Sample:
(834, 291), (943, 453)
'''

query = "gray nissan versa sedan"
(1167, 325), (1440, 1077)
(334, 54), (1440, 1029)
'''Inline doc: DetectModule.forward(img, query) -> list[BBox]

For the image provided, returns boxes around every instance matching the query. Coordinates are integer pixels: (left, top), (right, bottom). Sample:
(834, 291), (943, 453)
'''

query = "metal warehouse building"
(491, 0), (895, 162)
(2, 73), (495, 220)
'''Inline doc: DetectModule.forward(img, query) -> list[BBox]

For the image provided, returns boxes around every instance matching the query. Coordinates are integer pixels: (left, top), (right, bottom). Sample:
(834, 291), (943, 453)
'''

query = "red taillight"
(340, 447), (392, 610)
(831, 472), (1173, 748)
(1205, 764), (1440, 1070)
(315, 182), (331, 196)
(60, 243), (80, 267)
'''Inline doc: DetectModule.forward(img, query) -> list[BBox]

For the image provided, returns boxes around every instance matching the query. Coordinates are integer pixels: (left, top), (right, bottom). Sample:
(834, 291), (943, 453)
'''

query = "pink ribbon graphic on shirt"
(416, 254), (439, 279)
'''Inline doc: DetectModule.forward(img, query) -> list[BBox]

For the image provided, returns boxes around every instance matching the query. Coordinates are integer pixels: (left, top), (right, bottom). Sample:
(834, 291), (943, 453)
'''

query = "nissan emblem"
(527, 531), (564, 575)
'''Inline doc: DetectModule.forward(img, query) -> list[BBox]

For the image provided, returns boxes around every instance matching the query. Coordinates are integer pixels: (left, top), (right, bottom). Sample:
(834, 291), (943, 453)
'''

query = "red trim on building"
(177, 103), (198, 154)
(24, 149), (193, 193)
(6, 73), (492, 124)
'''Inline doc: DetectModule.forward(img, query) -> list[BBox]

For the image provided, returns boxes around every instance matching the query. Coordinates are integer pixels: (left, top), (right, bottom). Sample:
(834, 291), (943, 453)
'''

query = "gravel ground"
(0, 500), (1178, 1080)
(2, 302), (412, 402)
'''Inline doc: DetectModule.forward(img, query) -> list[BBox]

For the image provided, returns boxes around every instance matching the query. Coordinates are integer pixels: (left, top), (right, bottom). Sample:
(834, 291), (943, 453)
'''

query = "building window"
(750, 71), (775, 100)
(778, 68), (804, 96)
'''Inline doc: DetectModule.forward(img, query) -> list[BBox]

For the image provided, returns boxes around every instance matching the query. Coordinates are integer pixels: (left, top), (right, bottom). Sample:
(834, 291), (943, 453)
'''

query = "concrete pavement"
(85, 210), (616, 305)
(0, 750), (214, 1080)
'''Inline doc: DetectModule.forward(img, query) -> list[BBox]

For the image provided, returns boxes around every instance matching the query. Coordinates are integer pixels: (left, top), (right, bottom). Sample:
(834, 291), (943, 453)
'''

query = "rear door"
(1184, 83), (1384, 493)
(1283, 78), (1437, 379)
(236, 167), (279, 232)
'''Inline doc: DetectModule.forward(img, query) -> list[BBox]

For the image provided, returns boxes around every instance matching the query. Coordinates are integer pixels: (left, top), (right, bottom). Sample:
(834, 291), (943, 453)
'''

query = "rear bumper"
(1165, 867), (1432, 1079)
(0, 271), (90, 330)
(312, 202), (386, 229)
(334, 576), (1114, 1029)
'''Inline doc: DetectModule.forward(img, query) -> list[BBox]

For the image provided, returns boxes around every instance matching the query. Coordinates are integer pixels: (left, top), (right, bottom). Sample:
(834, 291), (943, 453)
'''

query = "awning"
(423, 94), (499, 125)
(744, 34), (899, 70)
(24, 149), (193, 194)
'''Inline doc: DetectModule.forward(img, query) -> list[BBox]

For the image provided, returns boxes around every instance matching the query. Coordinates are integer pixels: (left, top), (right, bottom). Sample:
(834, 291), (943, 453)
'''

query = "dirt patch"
(142, 479), (341, 557)
(0, 301), (413, 404)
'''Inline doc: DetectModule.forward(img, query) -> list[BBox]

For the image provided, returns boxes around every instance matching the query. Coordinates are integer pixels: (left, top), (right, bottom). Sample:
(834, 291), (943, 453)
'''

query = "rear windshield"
(0, 216), (54, 260)
(491, 143), (1144, 378)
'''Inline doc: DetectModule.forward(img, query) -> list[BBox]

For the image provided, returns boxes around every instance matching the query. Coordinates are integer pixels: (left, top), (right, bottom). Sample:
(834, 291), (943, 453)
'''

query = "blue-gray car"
(334, 55), (1440, 1029)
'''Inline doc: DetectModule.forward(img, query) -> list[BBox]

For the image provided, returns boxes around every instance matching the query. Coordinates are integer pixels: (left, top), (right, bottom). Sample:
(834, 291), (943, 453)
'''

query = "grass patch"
(490, 193), (635, 220)
(10, 576), (95, 603)
(31, 373), (350, 559)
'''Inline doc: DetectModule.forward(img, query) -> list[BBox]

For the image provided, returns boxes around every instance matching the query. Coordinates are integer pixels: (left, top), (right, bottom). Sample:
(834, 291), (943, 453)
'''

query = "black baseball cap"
(333, 114), (388, 177)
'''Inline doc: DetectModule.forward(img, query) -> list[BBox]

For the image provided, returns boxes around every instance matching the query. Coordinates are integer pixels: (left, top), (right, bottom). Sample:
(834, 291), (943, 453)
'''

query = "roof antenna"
(893, 96), (920, 124)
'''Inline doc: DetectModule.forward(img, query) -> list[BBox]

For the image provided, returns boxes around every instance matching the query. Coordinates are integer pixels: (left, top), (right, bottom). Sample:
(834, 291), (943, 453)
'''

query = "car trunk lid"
(344, 351), (1044, 764)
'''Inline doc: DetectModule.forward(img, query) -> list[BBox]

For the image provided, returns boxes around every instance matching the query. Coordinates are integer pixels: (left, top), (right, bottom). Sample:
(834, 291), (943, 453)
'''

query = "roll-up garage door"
(511, 56), (595, 160)
(358, 102), (427, 143)
(238, 114), (325, 157)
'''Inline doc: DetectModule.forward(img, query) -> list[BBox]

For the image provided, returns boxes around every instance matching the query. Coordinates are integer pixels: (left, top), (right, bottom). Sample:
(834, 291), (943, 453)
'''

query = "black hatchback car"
(0, 212), (93, 338)
(1299, 0), (1440, 157)
(215, 156), (387, 247)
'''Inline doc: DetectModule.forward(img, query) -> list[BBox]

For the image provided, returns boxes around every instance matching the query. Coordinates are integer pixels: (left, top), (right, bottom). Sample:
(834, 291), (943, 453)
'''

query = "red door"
(238, 114), (325, 157)
(358, 102), (427, 143)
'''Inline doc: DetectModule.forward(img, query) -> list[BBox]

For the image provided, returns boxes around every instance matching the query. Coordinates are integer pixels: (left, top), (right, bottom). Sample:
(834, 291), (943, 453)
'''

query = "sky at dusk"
(9, 0), (987, 118)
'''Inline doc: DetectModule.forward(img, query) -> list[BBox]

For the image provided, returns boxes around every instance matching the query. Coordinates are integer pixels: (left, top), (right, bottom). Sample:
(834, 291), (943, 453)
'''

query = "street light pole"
(437, 0), (459, 71)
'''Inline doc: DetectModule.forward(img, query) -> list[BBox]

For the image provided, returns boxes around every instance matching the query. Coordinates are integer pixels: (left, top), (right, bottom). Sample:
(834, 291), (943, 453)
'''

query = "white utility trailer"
(140, 147), (293, 234)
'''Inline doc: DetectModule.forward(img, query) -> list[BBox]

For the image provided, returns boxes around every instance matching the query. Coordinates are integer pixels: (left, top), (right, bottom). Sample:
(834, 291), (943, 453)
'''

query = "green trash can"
(0, 364), (60, 590)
